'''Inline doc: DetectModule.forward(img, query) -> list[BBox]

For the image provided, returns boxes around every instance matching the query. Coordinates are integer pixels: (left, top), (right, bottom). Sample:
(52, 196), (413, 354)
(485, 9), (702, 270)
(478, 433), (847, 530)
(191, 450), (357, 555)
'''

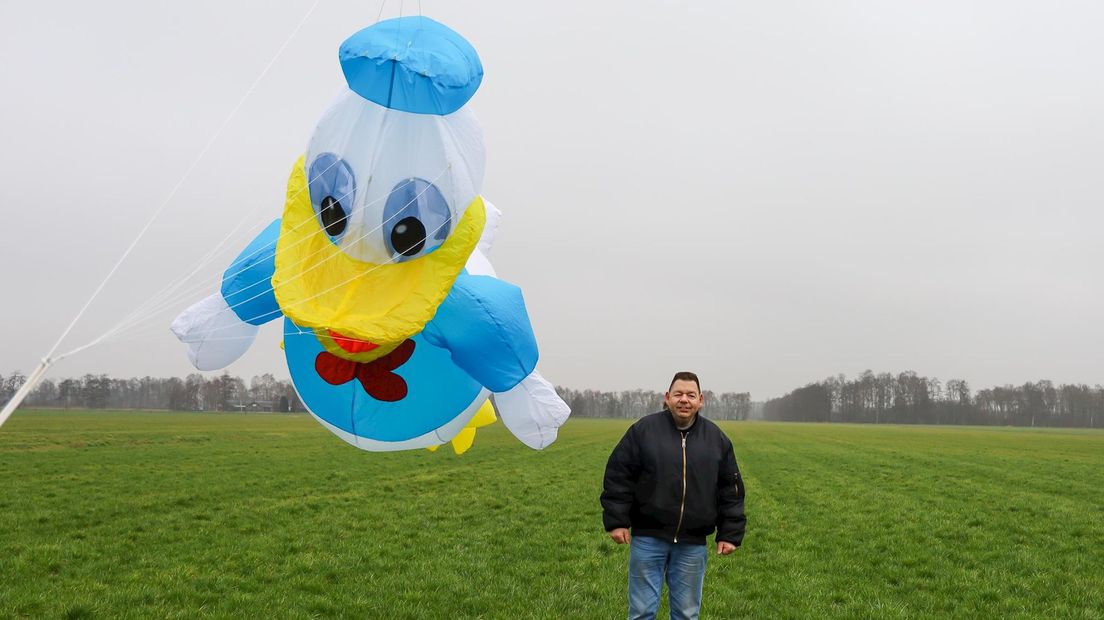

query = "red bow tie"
(314, 339), (416, 402)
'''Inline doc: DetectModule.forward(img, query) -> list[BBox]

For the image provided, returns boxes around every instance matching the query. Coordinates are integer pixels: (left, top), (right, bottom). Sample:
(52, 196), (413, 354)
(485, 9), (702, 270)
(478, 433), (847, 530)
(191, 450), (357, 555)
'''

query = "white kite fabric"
(170, 16), (570, 454)
(170, 294), (259, 371)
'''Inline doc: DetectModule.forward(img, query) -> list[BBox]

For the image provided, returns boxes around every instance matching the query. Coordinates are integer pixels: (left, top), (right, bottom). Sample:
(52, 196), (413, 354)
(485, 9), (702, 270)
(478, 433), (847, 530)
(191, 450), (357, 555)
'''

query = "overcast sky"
(1, 0), (1102, 399)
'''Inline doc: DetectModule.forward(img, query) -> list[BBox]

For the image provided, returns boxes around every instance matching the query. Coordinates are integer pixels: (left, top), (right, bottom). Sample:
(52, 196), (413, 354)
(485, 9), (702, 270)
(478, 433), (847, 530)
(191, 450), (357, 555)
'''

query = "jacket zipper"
(674, 431), (687, 543)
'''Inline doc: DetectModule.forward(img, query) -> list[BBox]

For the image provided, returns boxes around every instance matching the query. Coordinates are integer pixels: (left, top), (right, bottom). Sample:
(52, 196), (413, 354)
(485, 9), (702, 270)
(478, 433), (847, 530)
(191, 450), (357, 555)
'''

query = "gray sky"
(2, 0), (1102, 399)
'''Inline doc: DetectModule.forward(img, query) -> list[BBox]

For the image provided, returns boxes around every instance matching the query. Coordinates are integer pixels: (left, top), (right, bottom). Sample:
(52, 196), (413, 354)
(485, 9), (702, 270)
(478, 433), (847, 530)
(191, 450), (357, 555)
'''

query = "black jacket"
(601, 411), (746, 546)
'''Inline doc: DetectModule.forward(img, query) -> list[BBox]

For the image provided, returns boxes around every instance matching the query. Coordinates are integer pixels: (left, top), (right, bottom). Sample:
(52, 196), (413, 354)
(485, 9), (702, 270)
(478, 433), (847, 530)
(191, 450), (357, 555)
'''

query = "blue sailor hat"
(339, 16), (483, 116)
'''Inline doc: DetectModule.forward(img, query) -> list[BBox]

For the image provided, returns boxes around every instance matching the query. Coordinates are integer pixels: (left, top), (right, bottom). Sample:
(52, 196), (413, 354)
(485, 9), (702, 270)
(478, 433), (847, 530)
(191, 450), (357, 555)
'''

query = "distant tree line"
(5, 369), (1101, 428)
(764, 370), (1102, 428)
(555, 387), (752, 421)
(0, 371), (751, 419)
(0, 371), (304, 413)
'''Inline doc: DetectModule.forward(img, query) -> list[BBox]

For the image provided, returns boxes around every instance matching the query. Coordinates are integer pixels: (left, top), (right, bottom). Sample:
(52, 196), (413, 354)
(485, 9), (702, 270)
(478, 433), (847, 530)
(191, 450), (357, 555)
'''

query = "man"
(601, 371), (746, 620)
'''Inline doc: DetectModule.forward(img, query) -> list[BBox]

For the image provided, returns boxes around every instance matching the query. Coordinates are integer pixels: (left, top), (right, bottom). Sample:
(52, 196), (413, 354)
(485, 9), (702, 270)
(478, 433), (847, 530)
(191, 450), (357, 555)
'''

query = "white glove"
(492, 369), (571, 450)
(465, 196), (501, 276)
(464, 247), (496, 277)
(170, 293), (259, 371)
(478, 197), (502, 256)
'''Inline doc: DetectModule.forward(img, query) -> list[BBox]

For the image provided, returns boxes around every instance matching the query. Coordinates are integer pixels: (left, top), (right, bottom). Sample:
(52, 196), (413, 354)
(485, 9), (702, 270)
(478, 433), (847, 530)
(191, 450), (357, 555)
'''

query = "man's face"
(665, 379), (703, 424)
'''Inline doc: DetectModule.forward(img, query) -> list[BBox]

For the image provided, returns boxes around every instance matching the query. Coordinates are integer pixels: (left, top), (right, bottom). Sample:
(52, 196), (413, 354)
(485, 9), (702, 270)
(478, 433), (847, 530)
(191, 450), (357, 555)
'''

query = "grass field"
(1, 411), (1101, 619)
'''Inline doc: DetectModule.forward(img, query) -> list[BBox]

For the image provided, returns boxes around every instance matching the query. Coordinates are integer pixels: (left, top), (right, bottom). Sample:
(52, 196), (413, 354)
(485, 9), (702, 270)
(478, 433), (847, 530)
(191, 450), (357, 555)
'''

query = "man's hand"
(608, 528), (631, 544)
(717, 541), (737, 555)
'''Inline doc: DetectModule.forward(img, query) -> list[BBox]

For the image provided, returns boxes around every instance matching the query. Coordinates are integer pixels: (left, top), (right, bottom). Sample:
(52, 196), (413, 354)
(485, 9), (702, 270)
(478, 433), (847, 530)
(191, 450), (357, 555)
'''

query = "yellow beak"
(272, 157), (485, 362)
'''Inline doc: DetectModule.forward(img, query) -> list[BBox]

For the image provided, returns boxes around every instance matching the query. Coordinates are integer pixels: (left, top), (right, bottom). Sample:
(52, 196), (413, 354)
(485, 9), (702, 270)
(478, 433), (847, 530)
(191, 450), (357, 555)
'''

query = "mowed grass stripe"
(1, 412), (1101, 618)
(715, 421), (1103, 618)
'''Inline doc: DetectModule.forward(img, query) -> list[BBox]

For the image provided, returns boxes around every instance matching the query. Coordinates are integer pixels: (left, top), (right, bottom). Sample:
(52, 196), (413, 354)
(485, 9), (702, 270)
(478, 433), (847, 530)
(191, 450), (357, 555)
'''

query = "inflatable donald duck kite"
(171, 17), (570, 454)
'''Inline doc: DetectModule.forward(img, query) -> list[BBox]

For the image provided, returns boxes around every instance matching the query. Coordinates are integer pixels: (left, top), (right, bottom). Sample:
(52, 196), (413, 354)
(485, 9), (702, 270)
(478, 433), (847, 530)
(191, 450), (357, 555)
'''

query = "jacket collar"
(664, 409), (698, 432)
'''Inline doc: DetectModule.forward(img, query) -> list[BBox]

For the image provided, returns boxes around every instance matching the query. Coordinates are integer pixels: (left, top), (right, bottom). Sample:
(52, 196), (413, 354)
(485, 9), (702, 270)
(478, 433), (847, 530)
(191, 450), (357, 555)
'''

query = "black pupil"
(391, 217), (426, 257)
(320, 196), (347, 237)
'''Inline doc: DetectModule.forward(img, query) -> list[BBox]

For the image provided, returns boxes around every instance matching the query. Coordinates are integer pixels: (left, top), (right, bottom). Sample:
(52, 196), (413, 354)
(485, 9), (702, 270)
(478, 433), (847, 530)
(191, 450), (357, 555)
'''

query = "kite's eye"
(391, 217), (427, 256)
(319, 196), (347, 237)
(383, 178), (451, 262)
(308, 153), (356, 242)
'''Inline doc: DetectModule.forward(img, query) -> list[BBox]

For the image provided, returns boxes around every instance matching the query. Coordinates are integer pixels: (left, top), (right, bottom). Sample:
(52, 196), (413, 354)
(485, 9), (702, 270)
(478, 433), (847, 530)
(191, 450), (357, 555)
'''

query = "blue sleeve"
(220, 219), (283, 325)
(422, 272), (538, 392)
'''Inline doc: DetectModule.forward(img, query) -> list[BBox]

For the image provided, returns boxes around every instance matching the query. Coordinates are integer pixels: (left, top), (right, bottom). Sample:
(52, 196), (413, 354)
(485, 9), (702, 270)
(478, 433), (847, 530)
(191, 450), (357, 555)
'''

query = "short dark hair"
(668, 371), (701, 392)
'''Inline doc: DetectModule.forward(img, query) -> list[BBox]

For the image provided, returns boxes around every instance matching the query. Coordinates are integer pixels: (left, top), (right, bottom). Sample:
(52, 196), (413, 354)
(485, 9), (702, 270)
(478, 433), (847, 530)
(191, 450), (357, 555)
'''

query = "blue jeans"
(628, 535), (708, 620)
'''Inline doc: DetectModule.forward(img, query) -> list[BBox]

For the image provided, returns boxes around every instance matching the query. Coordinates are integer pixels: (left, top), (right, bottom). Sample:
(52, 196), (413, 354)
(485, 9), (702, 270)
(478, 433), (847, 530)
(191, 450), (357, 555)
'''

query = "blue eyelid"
(382, 178), (452, 260)
(308, 153), (357, 242)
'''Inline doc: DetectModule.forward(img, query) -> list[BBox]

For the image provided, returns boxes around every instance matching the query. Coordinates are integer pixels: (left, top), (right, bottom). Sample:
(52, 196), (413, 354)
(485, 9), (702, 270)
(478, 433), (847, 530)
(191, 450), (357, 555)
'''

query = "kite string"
(52, 0), (462, 364)
(80, 199), (459, 353)
(93, 156), (438, 342)
(45, 0), (324, 365)
(85, 154), (403, 346)
(0, 0), (326, 426)
(109, 164), (448, 340)
(63, 163), (453, 354)
(105, 214), (267, 342)
(93, 155), (349, 342)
